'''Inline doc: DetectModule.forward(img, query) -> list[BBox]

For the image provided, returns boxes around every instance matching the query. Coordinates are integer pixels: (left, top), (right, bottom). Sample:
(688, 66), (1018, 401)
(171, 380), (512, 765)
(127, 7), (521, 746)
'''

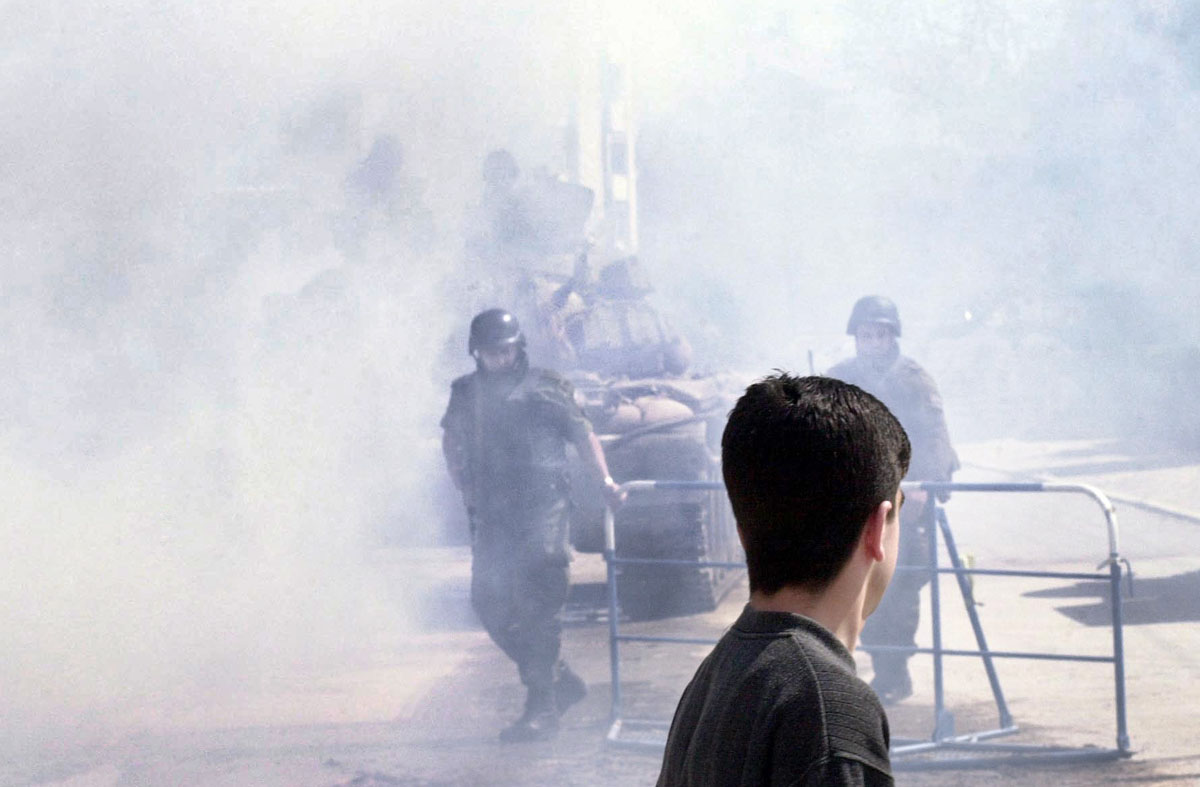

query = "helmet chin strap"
(475, 348), (528, 375)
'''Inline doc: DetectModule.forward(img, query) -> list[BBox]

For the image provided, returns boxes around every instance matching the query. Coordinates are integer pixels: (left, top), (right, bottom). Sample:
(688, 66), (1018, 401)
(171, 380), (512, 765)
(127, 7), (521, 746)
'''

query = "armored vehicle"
(520, 257), (745, 619)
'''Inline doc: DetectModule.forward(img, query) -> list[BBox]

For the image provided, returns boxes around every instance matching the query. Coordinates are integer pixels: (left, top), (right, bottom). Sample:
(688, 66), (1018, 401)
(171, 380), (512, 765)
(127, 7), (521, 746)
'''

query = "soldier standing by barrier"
(440, 308), (624, 742)
(826, 296), (960, 704)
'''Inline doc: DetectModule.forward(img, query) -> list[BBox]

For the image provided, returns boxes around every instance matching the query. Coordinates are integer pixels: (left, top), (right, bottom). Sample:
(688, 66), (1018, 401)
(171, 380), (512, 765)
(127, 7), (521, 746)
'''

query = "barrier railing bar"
(893, 746), (1126, 770)
(913, 480), (1120, 557)
(623, 480), (724, 491)
(609, 557), (746, 569)
(621, 478), (1121, 562)
(615, 635), (723, 646)
(929, 567), (1108, 580)
(931, 740), (1085, 753)
(614, 636), (1116, 663)
(892, 727), (1021, 755)
(866, 644), (1114, 663)
(605, 557), (1110, 581)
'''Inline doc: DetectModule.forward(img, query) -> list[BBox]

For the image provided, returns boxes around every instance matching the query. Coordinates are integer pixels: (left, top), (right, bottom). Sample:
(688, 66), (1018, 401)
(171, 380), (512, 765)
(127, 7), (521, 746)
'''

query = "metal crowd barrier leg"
(604, 505), (623, 742)
(1109, 556), (1131, 754)
(927, 506), (952, 740)
(936, 507), (1013, 732)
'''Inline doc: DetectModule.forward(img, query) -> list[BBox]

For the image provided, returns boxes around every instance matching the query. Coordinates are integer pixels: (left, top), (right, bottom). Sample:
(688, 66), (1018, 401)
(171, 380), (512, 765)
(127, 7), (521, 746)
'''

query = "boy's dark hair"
(722, 373), (911, 594)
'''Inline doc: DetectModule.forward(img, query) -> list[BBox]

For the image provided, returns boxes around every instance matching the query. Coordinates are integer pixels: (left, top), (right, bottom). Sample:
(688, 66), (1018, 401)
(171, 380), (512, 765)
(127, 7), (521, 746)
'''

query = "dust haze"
(3, 0), (1198, 763)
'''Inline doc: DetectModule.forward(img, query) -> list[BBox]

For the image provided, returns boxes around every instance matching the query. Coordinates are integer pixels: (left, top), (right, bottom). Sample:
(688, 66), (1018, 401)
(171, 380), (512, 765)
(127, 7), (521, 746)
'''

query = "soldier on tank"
(440, 308), (625, 742)
(825, 296), (959, 704)
(464, 149), (535, 259)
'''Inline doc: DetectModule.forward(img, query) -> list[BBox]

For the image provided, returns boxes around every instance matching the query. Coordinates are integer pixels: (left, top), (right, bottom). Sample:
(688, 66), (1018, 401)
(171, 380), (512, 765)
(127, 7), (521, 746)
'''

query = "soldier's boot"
(554, 660), (587, 715)
(499, 685), (559, 743)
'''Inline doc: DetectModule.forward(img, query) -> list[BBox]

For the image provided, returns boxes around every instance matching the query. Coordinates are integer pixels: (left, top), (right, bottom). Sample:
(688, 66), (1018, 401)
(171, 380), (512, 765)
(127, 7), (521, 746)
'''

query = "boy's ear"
(862, 500), (892, 562)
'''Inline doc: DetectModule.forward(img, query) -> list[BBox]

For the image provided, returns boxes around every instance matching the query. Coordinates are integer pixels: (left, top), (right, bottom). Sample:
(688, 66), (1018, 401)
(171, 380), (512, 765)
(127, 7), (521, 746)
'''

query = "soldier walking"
(440, 308), (624, 741)
(826, 296), (959, 704)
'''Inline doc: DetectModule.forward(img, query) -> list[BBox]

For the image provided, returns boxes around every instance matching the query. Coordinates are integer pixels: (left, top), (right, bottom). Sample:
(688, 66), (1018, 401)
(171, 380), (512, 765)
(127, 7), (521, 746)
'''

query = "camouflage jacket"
(440, 364), (592, 516)
(826, 349), (959, 483)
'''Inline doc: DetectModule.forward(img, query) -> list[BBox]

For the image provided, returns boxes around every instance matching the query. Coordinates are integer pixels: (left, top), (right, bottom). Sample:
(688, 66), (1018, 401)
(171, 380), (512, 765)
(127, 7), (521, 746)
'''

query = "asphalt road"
(9, 438), (1200, 786)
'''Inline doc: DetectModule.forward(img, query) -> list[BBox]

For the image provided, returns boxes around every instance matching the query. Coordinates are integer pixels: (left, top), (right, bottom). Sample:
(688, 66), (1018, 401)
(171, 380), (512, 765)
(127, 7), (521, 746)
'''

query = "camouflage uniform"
(440, 361), (592, 695)
(826, 345), (959, 690)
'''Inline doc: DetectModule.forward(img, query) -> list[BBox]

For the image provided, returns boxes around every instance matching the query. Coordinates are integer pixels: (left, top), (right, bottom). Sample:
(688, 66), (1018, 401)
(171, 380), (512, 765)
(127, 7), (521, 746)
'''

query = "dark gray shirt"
(657, 606), (893, 787)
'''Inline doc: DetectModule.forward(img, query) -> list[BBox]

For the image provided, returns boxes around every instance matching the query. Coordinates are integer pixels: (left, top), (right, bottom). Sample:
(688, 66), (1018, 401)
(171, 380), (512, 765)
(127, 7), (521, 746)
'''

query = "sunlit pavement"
(12, 439), (1200, 786)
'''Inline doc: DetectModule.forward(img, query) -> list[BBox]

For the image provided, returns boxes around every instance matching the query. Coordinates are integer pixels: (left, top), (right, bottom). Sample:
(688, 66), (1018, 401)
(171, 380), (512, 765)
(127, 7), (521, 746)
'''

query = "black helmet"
(468, 308), (525, 355)
(846, 295), (901, 337)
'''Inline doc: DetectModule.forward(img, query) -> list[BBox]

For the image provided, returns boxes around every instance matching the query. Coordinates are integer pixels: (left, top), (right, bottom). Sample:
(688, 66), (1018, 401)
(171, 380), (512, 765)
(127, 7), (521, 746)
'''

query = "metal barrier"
(602, 479), (1134, 768)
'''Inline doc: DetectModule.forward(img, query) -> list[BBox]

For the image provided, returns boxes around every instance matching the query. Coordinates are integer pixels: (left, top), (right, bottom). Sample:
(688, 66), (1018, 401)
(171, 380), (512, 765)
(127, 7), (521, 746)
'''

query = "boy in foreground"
(657, 374), (910, 786)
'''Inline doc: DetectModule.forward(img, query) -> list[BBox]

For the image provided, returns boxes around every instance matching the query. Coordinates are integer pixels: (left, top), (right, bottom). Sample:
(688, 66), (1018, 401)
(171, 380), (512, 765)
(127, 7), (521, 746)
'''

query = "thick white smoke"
(0, 0), (579, 753)
(3, 0), (1198, 763)
(634, 1), (1200, 440)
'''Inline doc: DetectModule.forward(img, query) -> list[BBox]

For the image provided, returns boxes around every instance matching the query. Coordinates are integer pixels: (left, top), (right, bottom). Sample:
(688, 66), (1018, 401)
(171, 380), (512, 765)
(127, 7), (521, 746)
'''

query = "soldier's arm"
(574, 430), (626, 508)
(440, 378), (473, 494)
(441, 427), (467, 491)
(906, 365), (960, 484)
(544, 372), (625, 506)
(920, 387), (957, 480)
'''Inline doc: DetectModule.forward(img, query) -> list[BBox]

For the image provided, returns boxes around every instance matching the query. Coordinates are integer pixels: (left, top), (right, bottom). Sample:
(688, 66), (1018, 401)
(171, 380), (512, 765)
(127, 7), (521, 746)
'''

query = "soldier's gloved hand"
(603, 476), (627, 509)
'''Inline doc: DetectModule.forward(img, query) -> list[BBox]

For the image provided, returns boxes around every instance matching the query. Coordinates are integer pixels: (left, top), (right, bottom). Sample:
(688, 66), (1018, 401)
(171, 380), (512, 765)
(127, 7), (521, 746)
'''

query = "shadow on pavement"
(1024, 438), (1200, 479)
(1024, 570), (1200, 626)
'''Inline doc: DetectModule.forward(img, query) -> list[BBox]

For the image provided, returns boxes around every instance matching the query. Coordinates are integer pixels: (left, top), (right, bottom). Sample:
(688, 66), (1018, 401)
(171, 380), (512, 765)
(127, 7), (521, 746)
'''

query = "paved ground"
(8, 438), (1200, 785)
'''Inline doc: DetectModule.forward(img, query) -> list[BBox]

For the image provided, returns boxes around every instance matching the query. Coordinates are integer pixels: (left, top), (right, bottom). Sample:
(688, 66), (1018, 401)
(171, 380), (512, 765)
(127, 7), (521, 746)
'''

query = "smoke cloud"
(634, 2), (1200, 440)
(3, 0), (1198, 764)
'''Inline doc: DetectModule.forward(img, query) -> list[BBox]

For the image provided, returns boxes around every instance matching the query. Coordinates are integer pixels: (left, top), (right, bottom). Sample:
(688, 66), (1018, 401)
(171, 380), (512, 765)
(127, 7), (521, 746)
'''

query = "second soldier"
(826, 296), (959, 704)
(440, 308), (624, 742)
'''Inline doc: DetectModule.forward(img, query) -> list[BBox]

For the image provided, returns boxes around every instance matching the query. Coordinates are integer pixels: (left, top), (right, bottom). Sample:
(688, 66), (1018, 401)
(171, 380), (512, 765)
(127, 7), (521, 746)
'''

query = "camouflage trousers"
(861, 502), (935, 682)
(469, 498), (571, 691)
